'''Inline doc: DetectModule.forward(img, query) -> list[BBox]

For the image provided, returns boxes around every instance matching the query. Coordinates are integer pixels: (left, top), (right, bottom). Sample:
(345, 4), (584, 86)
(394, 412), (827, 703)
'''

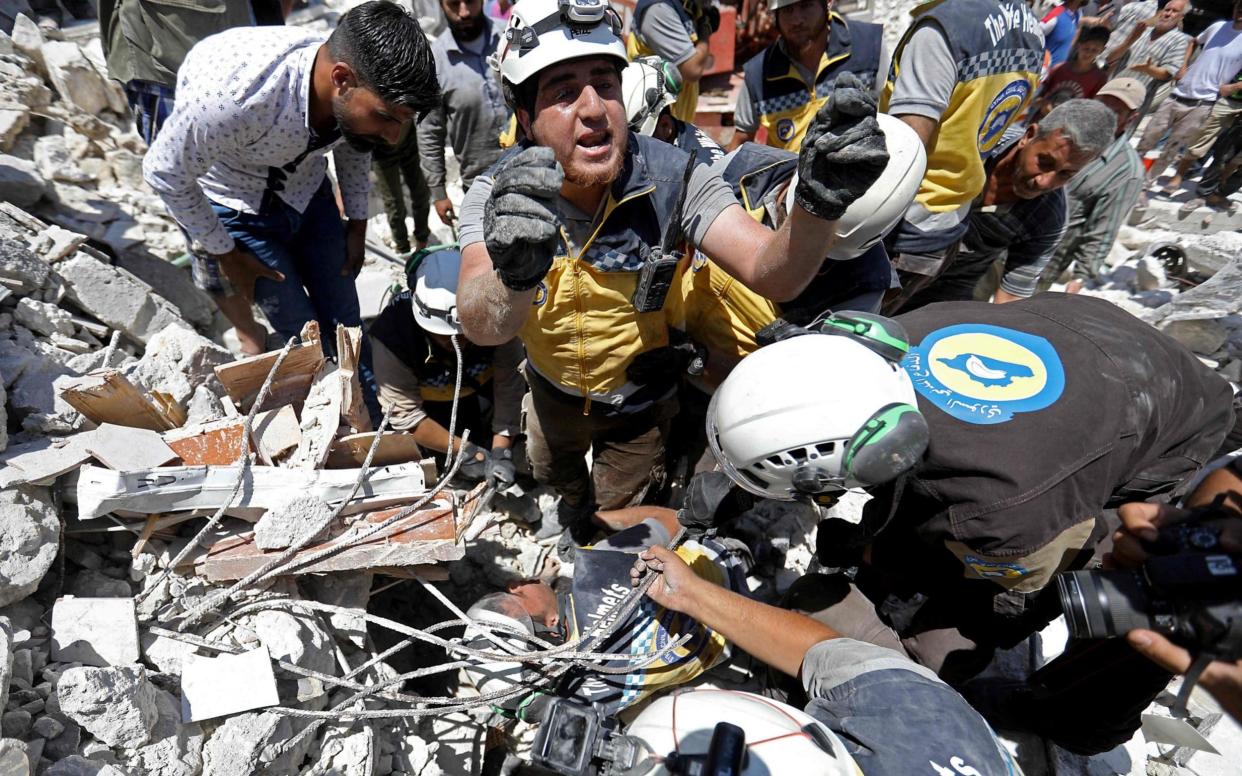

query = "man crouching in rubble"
(454, 0), (890, 553)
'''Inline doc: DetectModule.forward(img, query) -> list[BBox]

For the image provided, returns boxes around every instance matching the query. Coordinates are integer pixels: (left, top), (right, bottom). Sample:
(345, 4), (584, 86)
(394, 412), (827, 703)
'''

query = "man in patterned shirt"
(143, 1), (439, 414)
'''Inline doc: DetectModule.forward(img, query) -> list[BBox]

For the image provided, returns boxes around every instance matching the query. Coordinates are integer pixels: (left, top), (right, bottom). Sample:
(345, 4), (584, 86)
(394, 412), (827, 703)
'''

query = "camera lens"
(1057, 569), (1161, 639)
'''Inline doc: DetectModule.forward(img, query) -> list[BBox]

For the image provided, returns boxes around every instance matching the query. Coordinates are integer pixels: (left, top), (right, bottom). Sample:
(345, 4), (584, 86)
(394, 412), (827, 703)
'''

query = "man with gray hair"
(898, 98), (1116, 311)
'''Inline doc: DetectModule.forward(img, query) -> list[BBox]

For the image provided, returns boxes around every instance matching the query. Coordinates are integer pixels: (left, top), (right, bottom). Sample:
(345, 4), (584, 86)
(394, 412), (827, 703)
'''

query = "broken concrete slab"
(13, 298), (74, 338)
(46, 756), (127, 776)
(50, 597), (139, 667)
(254, 493), (335, 551)
(327, 431), (423, 469)
(199, 497), (462, 581)
(299, 572), (372, 651)
(1183, 230), (1242, 278)
(125, 323), (231, 407)
(0, 236), (50, 295)
(116, 687), (204, 776)
(252, 405), (300, 463)
(0, 156), (44, 209)
(0, 738), (29, 776)
(285, 366), (342, 470)
(57, 369), (181, 432)
(0, 487), (59, 608)
(185, 385), (227, 427)
(76, 462), (433, 521)
(27, 224), (86, 263)
(33, 134), (91, 185)
(0, 435), (92, 487)
(113, 250), (214, 329)
(308, 723), (376, 776)
(200, 711), (299, 776)
(55, 253), (183, 345)
(1163, 318), (1229, 355)
(164, 419), (250, 466)
(0, 109), (27, 154)
(40, 41), (110, 116)
(179, 647), (279, 723)
(83, 424), (178, 471)
(139, 631), (198, 677)
(57, 665), (158, 749)
(213, 321), (324, 412)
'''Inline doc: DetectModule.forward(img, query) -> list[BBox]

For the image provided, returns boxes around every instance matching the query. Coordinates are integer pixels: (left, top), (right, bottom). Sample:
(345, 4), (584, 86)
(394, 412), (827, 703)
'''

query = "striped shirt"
(1050, 134), (1145, 280)
(1114, 25), (1191, 90)
(1102, 0), (1156, 63)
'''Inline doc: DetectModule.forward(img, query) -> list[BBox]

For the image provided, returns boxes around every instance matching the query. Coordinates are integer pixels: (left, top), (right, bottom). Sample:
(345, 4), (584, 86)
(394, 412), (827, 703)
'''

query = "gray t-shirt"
(457, 147), (739, 254)
(887, 22), (957, 120)
(637, 1), (696, 65)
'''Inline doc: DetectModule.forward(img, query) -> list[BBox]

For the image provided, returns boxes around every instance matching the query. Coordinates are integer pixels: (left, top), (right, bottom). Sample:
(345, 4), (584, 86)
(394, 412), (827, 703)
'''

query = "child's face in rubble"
(508, 579), (560, 629)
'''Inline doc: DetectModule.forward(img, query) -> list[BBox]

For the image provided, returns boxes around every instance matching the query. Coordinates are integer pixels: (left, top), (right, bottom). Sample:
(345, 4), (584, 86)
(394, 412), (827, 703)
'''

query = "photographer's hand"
(1109, 498), (1242, 570)
(1128, 629), (1242, 721)
(631, 545), (706, 614)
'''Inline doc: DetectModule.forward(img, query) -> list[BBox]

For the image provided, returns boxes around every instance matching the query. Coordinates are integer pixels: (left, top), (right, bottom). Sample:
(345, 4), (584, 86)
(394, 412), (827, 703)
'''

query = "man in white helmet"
(730, 0), (888, 152)
(367, 248), (524, 486)
(455, 0), (890, 548)
(622, 56), (723, 162)
(706, 293), (1233, 754)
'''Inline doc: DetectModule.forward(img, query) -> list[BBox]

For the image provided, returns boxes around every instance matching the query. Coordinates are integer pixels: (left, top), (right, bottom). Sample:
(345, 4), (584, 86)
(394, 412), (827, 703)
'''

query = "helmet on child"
(622, 57), (681, 136)
(490, 0), (628, 90)
(785, 112), (927, 260)
(623, 689), (859, 775)
(409, 247), (463, 336)
(707, 320), (929, 499)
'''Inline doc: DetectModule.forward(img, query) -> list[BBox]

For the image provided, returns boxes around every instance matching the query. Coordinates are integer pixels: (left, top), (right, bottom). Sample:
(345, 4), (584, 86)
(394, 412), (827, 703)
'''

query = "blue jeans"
(211, 179), (380, 421)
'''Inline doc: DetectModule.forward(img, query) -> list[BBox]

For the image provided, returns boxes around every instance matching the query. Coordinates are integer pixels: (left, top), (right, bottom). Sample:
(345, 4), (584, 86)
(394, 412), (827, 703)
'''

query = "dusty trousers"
(522, 370), (677, 510)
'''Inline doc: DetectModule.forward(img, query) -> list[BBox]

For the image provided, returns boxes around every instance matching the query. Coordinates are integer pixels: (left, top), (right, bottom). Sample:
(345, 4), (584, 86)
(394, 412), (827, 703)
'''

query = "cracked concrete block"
(308, 723), (376, 776)
(114, 250), (214, 329)
(0, 488), (59, 609)
(0, 110), (28, 153)
(125, 324), (230, 407)
(1162, 318), (1229, 356)
(201, 711), (300, 776)
(0, 237), (51, 295)
(185, 385), (225, 426)
(254, 493), (335, 551)
(57, 665), (158, 749)
(116, 688), (203, 776)
(40, 42), (109, 116)
(55, 254), (183, 345)
(33, 136), (90, 185)
(0, 156), (44, 209)
(14, 299), (74, 338)
(50, 597), (139, 667)
(7, 342), (75, 418)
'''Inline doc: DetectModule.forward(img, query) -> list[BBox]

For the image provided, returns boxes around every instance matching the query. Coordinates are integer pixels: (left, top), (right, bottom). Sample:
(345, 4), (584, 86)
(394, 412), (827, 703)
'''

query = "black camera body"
(1056, 505), (1242, 662)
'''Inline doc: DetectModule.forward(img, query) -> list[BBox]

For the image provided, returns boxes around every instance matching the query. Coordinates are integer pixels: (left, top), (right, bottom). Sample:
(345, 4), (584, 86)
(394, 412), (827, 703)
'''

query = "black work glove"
(678, 471), (755, 537)
(458, 441), (489, 482)
(483, 146), (564, 291)
(625, 337), (707, 386)
(755, 318), (811, 347)
(485, 447), (516, 489)
(695, 4), (720, 39)
(795, 72), (890, 222)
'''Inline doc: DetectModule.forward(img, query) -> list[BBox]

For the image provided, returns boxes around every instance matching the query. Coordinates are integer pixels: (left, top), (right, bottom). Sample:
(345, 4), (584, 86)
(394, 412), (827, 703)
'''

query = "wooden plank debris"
(325, 431), (422, 469)
(196, 497), (463, 581)
(213, 321), (324, 412)
(58, 369), (181, 431)
(336, 324), (371, 433)
(83, 423), (178, 470)
(164, 419), (250, 466)
(75, 462), (433, 520)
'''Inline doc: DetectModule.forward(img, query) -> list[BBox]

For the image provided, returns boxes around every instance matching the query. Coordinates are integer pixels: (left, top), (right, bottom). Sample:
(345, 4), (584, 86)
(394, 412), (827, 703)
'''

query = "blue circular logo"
(978, 79), (1032, 152)
(532, 282), (548, 306)
(775, 118), (797, 143)
(902, 323), (1065, 425)
(691, 250), (708, 272)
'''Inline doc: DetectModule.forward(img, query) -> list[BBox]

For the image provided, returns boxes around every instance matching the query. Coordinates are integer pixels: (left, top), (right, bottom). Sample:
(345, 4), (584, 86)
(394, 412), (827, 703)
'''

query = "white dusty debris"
(56, 665), (159, 748)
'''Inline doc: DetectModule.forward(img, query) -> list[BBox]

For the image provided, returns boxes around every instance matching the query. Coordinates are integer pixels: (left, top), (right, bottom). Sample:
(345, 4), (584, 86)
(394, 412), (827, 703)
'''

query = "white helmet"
(410, 247), (463, 336)
(787, 112), (927, 260)
(490, 0), (628, 88)
(622, 57), (681, 136)
(624, 690), (858, 775)
(707, 330), (928, 499)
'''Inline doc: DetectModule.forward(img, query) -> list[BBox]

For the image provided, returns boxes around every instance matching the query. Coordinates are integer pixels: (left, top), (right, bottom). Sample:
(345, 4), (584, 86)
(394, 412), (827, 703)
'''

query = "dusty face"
(441, 0), (486, 40)
(775, 0), (830, 53)
(1009, 127), (1092, 199)
(1155, 0), (1187, 33)
(520, 57), (627, 189)
(508, 580), (560, 629)
(330, 63), (414, 151)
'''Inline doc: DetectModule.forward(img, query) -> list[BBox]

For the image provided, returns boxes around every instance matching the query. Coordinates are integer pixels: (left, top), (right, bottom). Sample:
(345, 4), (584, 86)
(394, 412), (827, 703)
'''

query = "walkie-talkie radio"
(632, 152), (697, 313)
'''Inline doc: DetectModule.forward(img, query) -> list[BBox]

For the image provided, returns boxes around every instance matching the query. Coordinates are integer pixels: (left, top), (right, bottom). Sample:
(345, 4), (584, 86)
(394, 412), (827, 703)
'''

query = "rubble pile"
(0, 193), (519, 774)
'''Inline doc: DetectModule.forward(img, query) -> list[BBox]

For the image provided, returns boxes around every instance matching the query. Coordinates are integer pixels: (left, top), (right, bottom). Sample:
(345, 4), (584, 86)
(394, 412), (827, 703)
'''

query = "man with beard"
(417, 0), (509, 229)
(144, 1), (438, 413)
(730, 0), (887, 151)
(454, 0), (890, 550)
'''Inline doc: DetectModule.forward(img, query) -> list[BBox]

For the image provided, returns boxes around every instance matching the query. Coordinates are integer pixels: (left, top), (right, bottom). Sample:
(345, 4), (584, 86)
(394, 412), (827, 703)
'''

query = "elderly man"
(1104, 0), (1191, 91)
(1040, 78), (1147, 292)
(143, 2), (440, 416)
(456, 0), (889, 549)
(895, 99), (1117, 311)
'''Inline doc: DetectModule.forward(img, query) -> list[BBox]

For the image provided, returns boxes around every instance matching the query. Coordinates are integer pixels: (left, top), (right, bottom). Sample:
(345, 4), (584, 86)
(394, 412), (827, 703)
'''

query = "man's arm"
(698, 204), (837, 301)
(885, 22), (955, 151)
(1105, 19), (1148, 70)
(728, 84), (759, 150)
(489, 337), (526, 447)
(418, 103), (455, 223)
(633, 544), (837, 678)
(994, 196), (1069, 301)
(459, 242), (537, 344)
